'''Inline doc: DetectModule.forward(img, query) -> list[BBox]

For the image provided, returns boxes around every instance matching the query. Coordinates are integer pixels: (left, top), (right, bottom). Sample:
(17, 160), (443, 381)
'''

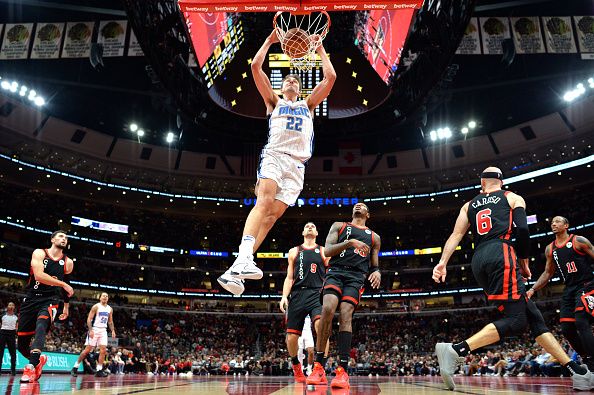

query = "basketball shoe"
(34, 355), (48, 380)
(217, 271), (245, 295)
(305, 362), (327, 385)
(19, 364), (36, 383)
(435, 343), (463, 391)
(330, 366), (350, 389)
(292, 363), (306, 383)
(229, 255), (263, 280)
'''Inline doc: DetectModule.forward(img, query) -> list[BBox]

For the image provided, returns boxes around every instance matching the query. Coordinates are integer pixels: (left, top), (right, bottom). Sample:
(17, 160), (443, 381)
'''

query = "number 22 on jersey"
(286, 116), (303, 132)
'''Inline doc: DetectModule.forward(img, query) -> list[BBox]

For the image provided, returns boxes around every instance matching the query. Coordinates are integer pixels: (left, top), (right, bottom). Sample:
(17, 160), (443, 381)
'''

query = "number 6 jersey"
(467, 190), (514, 247)
(263, 99), (314, 163)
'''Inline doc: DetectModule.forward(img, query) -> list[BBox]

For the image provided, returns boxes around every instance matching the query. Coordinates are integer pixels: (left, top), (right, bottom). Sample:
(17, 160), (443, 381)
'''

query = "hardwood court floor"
(0, 374), (582, 394)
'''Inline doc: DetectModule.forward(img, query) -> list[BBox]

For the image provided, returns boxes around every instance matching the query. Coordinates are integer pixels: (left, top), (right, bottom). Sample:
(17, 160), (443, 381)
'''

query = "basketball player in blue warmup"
(218, 30), (336, 295)
(432, 167), (592, 391)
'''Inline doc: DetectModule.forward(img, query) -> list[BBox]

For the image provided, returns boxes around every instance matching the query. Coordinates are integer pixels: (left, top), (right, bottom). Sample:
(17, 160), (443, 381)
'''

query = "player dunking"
(307, 203), (381, 389)
(279, 222), (329, 382)
(432, 167), (592, 391)
(218, 29), (336, 295)
(19, 231), (74, 383)
(71, 292), (116, 377)
(527, 216), (594, 369)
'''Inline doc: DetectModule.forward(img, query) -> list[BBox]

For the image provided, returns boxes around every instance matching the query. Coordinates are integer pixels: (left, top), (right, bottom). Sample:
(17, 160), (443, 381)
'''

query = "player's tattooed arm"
(575, 236), (594, 260)
(324, 222), (366, 257)
(108, 309), (116, 338)
(527, 244), (556, 298)
(368, 233), (381, 289)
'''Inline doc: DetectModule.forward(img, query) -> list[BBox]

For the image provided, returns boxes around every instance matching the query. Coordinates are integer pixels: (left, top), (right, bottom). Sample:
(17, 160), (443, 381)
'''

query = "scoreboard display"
(268, 53), (327, 117)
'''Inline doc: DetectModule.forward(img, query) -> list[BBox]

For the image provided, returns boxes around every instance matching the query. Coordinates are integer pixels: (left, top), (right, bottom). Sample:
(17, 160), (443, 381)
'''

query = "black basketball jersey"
(26, 249), (66, 298)
(291, 245), (326, 289)
(549, 234), (593, 286)
(467, 190), (513, 248)
(328, 222), (374, 273)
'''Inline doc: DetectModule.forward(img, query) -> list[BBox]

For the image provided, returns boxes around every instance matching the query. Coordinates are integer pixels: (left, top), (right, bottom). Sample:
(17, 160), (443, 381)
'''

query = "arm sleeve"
(61, 274), (70, 303)
(512, 207), (530, 259)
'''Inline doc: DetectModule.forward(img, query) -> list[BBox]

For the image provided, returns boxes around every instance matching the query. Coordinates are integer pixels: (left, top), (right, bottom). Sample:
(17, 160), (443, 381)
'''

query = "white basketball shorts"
(257, 150), (305, 206)
(85, 328), (108, 347)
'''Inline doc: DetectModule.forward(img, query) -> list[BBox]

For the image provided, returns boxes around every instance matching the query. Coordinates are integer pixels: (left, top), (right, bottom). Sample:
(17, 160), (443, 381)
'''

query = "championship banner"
(178, 0), (424, 13)
(511, 16), (545, 54)
(31, 22), (65, 59)
(479, 17), (510, 55)
(61, 22), (94, 58)
(456, 17), (481, 55)
(127, 29), (144, 57)
(574, 16), (594, 53)
(97, 20), (127, 57)
(542, 17), (577, 53)
(0, 23), (34, 60)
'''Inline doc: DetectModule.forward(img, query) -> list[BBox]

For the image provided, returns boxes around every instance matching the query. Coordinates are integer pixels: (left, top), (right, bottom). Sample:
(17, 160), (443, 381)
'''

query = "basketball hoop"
(273, 11), (330, 71)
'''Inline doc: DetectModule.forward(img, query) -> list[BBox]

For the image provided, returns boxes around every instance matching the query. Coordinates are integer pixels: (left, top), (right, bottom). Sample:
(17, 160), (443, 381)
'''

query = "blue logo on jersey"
(278, 106), (310, 118)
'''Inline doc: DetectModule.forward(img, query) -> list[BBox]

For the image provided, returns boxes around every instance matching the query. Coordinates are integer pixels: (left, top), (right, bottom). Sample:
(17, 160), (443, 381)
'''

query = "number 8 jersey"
(467, 190), (514, 247)
(264, 99), (314, 163)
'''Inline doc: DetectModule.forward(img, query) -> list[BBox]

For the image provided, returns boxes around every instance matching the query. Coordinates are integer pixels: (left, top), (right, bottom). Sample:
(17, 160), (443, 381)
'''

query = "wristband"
(369, 267), (380, 274)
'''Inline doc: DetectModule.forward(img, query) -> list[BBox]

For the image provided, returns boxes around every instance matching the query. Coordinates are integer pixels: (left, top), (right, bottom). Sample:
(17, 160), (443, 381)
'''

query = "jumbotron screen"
(356, 8), (416, 83)
(184, 12), (228, 67)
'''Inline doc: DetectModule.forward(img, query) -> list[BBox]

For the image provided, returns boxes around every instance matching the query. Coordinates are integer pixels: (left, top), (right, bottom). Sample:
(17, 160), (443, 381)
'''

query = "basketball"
(283, 28), (310, 59)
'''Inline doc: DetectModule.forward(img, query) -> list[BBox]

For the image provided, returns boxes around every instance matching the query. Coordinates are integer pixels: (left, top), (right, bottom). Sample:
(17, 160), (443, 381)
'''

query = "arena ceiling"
(0, 0), (592, 157)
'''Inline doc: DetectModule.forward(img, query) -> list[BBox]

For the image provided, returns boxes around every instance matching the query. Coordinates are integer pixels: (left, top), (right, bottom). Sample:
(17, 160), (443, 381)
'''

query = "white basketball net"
(273, 11), (330, 71)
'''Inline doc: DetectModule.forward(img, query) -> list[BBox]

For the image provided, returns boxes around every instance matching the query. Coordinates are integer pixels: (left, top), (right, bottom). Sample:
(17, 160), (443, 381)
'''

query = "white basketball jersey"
(93, 303), (111, 329)
(264, 99), (314, 163)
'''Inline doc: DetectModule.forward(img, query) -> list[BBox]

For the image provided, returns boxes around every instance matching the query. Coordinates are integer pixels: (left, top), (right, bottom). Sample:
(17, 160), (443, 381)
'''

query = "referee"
(0, 302), (17, 375)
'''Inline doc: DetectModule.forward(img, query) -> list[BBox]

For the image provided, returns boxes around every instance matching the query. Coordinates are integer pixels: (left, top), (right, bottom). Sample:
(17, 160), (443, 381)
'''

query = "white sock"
(97, 364), (103, 370)
(238, 235), (255, 258)
(73, 362), (80, 368)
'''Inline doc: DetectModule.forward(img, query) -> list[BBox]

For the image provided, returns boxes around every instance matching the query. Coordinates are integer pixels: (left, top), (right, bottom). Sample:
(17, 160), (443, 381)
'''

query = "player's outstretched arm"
(306, 43), (336, 112)
(527, 244), (556, 298)
(432, 203), (470, 283)
(251, 30), (279, 113)
(575, 236), (594, 260)
(280, 247), (297, 313)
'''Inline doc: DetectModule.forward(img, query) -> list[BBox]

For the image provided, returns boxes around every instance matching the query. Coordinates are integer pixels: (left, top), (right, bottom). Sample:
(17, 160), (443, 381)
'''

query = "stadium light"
(461, 127), (469, 134)
(444, 127), (452, 138)
(0, 81), (9, 90)
(129, 123), (138, 132)
(137, 129), (145, 137)
(166, 132), (174, 143)
(429, 130), (437, 141)
(468, 121), (477, 129)
(34, 97), (45, 106)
